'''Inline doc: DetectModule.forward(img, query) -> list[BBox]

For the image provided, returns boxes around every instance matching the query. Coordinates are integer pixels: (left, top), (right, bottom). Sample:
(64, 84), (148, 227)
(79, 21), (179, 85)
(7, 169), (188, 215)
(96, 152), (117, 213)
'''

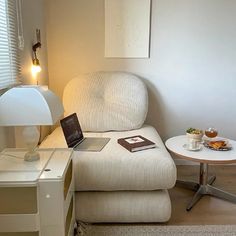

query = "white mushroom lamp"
(0, 86), (64, 161)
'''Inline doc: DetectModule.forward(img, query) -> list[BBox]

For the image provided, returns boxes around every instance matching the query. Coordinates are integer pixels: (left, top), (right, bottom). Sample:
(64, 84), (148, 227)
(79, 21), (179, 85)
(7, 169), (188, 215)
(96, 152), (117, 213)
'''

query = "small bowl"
(186, 132), (204, 141)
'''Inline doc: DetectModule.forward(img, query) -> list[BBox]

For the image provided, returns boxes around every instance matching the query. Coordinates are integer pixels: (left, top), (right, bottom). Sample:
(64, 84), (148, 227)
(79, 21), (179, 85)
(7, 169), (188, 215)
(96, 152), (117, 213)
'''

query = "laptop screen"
(60, 113), (84, 148)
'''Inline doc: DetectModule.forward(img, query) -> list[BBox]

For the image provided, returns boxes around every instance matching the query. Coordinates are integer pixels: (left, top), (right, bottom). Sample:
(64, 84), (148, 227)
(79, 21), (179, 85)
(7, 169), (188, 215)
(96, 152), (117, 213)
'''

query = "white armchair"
(40, 71), (176, 222)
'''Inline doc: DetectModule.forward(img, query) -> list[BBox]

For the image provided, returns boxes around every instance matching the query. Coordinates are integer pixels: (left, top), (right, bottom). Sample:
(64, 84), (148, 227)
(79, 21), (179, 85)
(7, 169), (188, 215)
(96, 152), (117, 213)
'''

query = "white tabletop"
(0, 148), (54, 184)
(165, 135), (236, 164)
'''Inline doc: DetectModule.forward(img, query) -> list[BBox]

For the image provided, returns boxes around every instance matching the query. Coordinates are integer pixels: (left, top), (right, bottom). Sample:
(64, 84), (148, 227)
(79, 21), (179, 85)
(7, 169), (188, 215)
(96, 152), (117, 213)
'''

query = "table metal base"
(176, 163), (236, 211)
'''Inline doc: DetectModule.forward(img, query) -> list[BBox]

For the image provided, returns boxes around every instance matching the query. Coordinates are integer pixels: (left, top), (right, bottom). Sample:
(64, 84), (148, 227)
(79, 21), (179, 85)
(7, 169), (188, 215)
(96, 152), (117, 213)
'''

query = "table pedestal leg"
(176, 180), (199, 191)
(176, 163), (236, 211)
(186, 186), (204, 211)
(207, 185), (236, 203)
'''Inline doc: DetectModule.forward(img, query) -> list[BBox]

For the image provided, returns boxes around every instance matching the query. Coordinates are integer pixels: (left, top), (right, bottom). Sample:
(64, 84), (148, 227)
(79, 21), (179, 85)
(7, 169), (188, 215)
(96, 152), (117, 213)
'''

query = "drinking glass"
(205, 127), (218, 141)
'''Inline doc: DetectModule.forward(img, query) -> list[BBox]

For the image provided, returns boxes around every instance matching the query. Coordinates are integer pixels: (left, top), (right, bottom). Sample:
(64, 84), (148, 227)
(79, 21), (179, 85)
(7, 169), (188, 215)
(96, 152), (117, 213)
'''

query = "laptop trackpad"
(74, 137), (110, 152)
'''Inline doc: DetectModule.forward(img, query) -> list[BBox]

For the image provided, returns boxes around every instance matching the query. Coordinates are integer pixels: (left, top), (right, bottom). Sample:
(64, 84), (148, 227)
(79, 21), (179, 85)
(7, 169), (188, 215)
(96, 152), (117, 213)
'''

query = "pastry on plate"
(208, 140), (227, 149)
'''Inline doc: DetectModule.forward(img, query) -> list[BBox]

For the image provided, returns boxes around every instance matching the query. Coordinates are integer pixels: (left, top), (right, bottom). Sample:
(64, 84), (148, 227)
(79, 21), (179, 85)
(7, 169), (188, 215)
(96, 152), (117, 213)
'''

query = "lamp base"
(22, 126), (40, 162)
(24, 150), (40, 162)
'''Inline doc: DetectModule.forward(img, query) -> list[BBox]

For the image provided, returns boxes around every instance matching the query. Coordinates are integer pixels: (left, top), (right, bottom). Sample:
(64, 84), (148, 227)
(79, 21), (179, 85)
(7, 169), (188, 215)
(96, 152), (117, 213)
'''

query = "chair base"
(75, 190), (172, 223)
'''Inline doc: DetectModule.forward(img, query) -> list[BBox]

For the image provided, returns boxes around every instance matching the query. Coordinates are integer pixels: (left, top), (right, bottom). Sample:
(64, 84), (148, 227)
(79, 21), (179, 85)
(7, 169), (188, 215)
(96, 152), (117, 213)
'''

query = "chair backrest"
(63, 71), (148, 132)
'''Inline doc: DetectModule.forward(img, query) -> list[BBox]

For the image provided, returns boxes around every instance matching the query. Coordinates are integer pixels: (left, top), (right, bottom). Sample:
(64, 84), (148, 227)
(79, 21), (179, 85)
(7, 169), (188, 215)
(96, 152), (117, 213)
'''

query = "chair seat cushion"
(40, 125), (176, 191)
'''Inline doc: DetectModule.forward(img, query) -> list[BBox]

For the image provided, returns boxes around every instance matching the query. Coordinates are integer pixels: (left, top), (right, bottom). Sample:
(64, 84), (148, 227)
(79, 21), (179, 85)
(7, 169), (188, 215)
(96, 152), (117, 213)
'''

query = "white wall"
(0, 0), (48, 150)
(45, 0), (236, 141)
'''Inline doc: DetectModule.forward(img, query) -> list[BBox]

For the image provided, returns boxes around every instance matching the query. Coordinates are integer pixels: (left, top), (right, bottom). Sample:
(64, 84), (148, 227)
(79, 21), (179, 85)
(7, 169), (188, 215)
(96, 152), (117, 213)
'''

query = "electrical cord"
(0, 153), (24, 160)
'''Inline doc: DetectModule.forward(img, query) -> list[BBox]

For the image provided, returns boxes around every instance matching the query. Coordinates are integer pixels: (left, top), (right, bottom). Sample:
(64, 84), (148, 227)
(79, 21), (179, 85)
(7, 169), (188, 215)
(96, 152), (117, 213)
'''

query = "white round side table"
(165, 135), (236, 211)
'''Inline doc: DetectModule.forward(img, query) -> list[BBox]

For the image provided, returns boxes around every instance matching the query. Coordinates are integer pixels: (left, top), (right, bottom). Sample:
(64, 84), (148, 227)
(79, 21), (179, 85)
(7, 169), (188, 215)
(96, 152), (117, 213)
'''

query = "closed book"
(117, 135), (156, 152)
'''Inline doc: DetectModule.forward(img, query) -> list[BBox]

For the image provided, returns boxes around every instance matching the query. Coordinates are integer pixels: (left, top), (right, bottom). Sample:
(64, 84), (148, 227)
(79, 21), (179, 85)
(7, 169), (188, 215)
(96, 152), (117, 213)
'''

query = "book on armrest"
(117, 135), (156, 152)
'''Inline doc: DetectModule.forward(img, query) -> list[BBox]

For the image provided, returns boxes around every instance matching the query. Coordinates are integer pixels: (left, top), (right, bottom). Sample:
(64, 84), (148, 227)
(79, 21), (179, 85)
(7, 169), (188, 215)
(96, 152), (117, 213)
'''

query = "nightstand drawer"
(0, 213), (39, 232)
(0, 187), (37, 214)
(65, 196), (74, 236)
(64, 160), (72, 199)
(0, 232), (39, 236)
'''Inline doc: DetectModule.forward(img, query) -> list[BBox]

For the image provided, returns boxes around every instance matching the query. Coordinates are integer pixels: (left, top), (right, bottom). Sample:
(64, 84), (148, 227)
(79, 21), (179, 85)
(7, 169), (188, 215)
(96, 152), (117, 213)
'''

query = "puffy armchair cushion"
(63, 71), (148, 132)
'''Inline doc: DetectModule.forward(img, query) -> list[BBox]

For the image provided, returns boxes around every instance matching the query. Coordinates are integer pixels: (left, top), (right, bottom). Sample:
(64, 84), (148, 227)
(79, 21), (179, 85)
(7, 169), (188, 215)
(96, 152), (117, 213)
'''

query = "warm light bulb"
(32, 64), (41, 73)
(31, 64), (41, 77)
(32, 57), (41, 77)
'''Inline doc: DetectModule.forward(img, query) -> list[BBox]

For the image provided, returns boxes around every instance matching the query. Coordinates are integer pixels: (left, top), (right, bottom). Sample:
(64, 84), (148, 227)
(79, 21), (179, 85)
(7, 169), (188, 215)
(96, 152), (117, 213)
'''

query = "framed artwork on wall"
(105, 0), (151, 58)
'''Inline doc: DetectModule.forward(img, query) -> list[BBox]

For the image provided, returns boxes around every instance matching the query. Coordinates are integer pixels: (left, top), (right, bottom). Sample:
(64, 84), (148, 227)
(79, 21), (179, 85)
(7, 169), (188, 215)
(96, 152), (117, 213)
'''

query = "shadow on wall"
(141, 77), (167, 140)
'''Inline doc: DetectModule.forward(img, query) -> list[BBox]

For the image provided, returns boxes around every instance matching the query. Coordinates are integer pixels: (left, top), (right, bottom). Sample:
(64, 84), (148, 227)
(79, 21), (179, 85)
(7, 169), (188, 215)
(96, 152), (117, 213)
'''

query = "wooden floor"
(167, 165), (236, 225)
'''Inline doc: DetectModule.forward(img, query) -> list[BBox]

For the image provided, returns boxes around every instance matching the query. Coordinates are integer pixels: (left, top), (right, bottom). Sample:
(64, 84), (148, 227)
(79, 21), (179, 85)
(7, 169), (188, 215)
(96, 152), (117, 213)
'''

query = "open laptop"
(60, 113), (110, 151)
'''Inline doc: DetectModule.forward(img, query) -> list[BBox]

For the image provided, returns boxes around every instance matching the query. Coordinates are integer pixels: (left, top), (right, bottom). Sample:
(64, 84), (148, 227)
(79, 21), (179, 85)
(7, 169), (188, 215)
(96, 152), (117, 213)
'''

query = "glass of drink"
(205, 127), (218, 140)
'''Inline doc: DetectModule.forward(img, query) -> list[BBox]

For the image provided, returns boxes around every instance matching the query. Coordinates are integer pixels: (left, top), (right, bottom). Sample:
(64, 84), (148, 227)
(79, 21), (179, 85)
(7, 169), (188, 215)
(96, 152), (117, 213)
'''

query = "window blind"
(0, 0), (21, 90)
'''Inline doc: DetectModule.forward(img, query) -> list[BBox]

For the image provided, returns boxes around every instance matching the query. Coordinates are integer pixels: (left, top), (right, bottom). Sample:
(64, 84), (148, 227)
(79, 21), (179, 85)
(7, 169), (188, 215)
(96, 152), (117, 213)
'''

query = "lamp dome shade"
(0, 86), (64, 126)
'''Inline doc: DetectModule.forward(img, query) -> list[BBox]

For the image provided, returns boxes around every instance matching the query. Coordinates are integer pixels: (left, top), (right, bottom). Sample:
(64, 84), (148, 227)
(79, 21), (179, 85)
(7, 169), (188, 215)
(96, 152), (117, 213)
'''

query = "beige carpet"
(77, 224), (236, 236)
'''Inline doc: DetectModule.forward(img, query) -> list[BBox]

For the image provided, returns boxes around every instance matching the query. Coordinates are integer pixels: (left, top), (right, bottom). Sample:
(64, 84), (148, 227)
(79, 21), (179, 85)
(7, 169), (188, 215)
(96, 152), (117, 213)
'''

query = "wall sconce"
(32, 29), (42, 81)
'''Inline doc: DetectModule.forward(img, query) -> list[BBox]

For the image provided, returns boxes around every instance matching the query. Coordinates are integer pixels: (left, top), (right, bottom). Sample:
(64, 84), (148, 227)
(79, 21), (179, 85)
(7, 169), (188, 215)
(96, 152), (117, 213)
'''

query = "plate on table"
(183, 144), (202, 151)
(203, 140), (232, 151)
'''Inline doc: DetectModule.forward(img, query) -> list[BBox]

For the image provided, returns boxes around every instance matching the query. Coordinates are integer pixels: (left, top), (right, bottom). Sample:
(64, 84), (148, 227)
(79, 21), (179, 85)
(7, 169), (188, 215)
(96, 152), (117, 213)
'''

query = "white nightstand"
(0, 148), (75, 236)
